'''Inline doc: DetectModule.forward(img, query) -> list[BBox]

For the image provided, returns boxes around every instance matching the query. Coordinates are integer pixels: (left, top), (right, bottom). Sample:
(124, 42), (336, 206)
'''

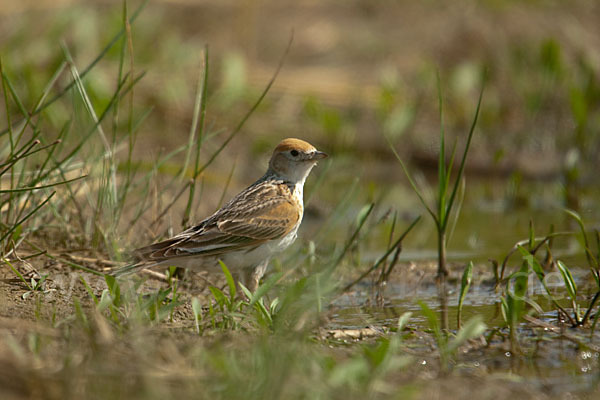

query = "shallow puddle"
(328, 263), (600, 396)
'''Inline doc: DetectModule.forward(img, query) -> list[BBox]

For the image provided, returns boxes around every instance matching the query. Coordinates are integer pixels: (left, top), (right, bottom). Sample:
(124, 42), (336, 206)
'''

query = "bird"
(115, 138), (328, 293)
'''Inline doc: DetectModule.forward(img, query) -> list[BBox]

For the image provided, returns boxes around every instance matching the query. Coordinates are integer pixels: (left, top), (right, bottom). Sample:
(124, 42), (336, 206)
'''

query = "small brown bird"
(116, 138), (327, 292)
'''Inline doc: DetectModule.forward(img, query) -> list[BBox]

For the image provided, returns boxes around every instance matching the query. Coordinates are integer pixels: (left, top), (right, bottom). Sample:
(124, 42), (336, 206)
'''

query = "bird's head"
(268, 138), (328, 183)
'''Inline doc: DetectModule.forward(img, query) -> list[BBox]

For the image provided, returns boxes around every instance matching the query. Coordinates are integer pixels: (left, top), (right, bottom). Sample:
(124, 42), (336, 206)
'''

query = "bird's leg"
(251, 259), (269, 292)
(238, 259), (270, 298)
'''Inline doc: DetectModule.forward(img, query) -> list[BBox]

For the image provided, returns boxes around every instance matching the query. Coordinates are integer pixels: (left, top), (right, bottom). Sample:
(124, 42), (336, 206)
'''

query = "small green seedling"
(457, 261), (473, 329)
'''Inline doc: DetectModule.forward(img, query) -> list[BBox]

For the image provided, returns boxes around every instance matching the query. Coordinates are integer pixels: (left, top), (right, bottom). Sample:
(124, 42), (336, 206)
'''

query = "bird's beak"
(310, 151), (328, 160)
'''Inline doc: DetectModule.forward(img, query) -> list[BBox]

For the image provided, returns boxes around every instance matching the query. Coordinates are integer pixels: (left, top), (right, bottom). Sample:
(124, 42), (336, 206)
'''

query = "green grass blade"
(79, 276), (99, 305)
(517, 245), (544, 282)
(248, 271), (284, 307)
(32, 61), (68, 116)
(181, 47), (209, 182)
(446, 315), (486, 354)
(517, 246), (576, 325)
(0, 191), (55, 245)
(457, 261), (473, 329)
(556, 260), (577, 302)
(0, 139), (42, 175)
(418, 300), (445, 358)
(385, 135), (438, 224)
(0, 57), (14, 144)
(446, 176), (465, 244)
(191, 297), (203, 334)
(397, 312), (412, 331)
(104, 274), (122, 307)
(208, 286), (227, 310)
(342, 215), (420, 293)
(32, 246), (105, 277)
(0, 175), (87, 193)
(2, 258), (33, 290)
(216, 160), (236, 210)
(565, 209), (599, 272)
(436, 72), (448, 226)
(444, 140), (458, 191)
(444, 83), (483, 228)
(183, 48), (209, 225)
(218, 260), (236, 301)
(1, 70), (33, 139)
(332, 203), (374, 269)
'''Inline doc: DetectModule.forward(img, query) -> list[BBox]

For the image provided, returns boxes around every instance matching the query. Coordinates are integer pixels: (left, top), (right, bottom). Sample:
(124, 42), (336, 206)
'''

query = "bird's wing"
(134, 180), (301, 262)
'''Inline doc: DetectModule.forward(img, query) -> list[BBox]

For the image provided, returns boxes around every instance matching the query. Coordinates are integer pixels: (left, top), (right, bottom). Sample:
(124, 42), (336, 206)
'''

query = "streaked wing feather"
(217, 199), (299, 239)
(134, 180), (300, 263)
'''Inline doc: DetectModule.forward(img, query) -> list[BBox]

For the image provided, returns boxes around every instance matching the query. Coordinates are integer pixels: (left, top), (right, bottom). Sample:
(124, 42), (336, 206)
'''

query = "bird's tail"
(111, 261), (148, 277)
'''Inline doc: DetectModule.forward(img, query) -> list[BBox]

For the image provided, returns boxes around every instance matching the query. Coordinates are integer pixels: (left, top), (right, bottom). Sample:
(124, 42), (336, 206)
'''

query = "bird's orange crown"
(272, 138), (316, 155)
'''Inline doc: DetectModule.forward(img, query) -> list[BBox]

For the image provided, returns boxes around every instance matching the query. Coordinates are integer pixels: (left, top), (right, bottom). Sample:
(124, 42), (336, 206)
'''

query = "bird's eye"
(290, 150), (299, 157)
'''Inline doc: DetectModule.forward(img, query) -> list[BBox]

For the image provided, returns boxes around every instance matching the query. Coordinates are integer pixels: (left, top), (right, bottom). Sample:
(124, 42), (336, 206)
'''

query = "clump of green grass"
(420, 300), (486, 372)
(496, 213), (600, 353)
(0, 60), (87, 259)
(387, 74), (484, 331)
(387, 75), (483, 280)
(0, 1), (153, 265)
